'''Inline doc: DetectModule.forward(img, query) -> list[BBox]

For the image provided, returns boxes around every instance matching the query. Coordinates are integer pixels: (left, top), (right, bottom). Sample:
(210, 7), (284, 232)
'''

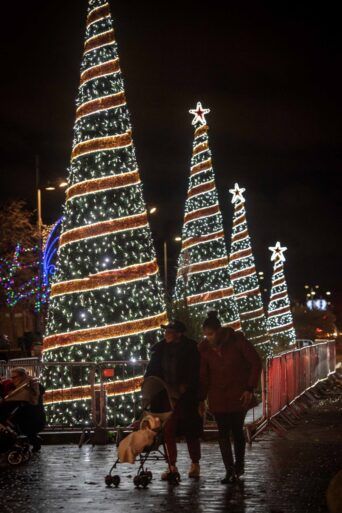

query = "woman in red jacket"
(199, 311), (262, 483)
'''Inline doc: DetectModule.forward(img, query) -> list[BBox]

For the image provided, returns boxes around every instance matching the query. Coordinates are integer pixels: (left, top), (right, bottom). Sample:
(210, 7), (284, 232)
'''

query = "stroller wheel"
(112, 475), (120, 487)
(105, 475), (113, 486)
(22, 448), (32, 462)
(8, 450), (23, 466)
(140, 475), (149, 488)
(133, 475), (142, 488)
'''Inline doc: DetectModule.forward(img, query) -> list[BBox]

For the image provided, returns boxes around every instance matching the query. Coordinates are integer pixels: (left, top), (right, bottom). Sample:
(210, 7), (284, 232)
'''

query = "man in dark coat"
(145, 320), (202, 479)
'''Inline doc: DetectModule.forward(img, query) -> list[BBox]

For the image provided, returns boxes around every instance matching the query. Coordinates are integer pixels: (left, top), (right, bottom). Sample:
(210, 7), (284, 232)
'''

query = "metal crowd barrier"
(4, 357), (42, 378)
(1, 341), (336, 433)
(252, 340), (336, 438)
(42, 360), (149, 428)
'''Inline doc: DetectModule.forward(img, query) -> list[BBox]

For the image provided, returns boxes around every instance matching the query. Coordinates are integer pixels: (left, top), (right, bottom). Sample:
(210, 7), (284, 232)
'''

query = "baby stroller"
(105, 376), (181, 488)
(0, 405), (32, 466)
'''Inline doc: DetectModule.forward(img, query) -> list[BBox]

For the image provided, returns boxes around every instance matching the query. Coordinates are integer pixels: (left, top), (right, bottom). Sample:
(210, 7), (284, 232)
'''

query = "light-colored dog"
(118, 415), (161, 464)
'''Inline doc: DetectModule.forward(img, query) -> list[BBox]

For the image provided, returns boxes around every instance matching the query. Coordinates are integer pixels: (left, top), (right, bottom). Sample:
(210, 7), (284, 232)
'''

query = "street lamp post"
(36, 156), (43, 333)
(163, 241), (168, 290)
(35, 155), (67, 332)
(147, 206), (182, 292)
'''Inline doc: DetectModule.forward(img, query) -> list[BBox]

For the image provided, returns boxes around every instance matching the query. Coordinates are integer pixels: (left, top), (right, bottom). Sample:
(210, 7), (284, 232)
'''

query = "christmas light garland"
(76, 91), (126, 120)
(51, 260), (158, 297)
(182, 229), (224, 250)
(86, 2), (110, 26)
(80, 58), (120, 86)
(184, 203), (220, 225)
(187, 179), (215, 199)
(66, 170), (140, 201)
(43, 311), (167, 351)
(44, 375), (143, 404)
(59, 211), (148, 247)
(84, 28), (115, 54)
(71, 132), (132, 160)
(178, 256), (228, 277)
(190, 157), (212, 177)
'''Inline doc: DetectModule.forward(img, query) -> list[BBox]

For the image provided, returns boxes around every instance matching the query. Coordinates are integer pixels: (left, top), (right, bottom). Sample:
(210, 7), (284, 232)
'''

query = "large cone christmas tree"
(266, 242), (296, 350)
(174, 103), (241, 330)
(228, 183), (271, 354)
(43, 0), (167, 426)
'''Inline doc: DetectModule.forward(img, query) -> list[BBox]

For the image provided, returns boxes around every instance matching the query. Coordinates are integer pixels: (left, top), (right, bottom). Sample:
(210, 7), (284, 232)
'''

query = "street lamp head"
(45, 186), (56, 191)
(149, 207), (157, 214)
(174, 236), (182, 242)
(59, 181), (68, 188)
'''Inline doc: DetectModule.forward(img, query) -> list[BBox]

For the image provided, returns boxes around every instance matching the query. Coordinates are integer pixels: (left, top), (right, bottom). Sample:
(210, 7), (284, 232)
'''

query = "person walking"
(145, 320), (202, 479)
(199, 311), (262, 483)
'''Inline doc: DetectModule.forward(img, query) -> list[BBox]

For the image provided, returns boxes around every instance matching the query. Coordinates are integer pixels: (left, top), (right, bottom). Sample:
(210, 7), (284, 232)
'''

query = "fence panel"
(265, 341), (335, 423)
(6, 357), (42, 378)
(0, 360), (7, 378)
(328, 341), (336, 374)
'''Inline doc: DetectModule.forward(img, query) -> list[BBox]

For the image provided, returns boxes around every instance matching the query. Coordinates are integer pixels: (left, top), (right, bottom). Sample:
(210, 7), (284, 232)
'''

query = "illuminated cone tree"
(228, 183), (271, 354)
(266, 242), (296, 350)
(43, 0), (167, 426)
(174, 103), (241, 330)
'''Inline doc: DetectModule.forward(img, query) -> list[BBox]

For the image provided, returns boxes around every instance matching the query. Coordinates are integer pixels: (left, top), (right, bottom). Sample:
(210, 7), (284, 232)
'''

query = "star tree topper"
(229, 183), (246, 204)
(189, 102), (210, 126)
(269, 242), (287, 263)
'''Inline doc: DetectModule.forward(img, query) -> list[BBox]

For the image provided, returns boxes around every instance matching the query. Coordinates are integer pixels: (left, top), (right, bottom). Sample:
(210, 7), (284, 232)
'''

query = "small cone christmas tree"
(43, 0), (167, 426)
(174, 103), (241, 330)
(267, 242), (296, 350)
(228, 183), (271, 354)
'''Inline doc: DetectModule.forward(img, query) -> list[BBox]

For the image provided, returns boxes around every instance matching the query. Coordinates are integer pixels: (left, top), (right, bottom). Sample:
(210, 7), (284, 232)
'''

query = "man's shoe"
(188, 463), (200, 478)
(161, 465), (178, 481)
(221, 471), (236, 484)
(234, 464), (244, 478)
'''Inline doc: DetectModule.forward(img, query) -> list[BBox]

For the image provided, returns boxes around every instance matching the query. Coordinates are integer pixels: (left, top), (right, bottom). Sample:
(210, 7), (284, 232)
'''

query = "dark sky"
(0, 1), (341, 310)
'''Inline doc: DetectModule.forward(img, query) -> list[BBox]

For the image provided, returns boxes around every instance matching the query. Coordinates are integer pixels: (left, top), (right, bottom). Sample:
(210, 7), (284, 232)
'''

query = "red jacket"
(199, 328), (262, 413)
(0, 378), (15, 398)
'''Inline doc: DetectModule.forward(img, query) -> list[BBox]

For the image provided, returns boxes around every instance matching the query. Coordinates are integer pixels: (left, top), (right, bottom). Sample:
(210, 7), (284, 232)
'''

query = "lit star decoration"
(266, 242), (296, 350)
(42, 0), (167, 427)
(189, 102), (210, 126)
(174, 107), (241, 330)
(229, 183), (246, 204)
(269, 242), (287, 263)
(228, 184), (272, 356)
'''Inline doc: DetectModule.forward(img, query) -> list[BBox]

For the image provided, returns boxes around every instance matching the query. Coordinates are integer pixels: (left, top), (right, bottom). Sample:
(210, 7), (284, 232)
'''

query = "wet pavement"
(0, 385), (341, 513)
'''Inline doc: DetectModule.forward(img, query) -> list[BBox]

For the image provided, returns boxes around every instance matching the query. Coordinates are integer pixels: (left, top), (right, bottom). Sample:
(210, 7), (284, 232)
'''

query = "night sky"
(0, 1), (341, 313)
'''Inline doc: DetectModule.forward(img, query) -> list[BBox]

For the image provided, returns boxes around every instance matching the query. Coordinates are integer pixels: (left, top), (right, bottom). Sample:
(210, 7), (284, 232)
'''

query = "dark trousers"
(214, 411), (247, 471)
(164, 405), (201, 466)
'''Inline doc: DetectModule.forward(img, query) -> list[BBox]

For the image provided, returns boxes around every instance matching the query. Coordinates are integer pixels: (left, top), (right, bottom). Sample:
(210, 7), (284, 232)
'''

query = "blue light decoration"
(306, 299), (328, 311)
(43, 217), (63, 288)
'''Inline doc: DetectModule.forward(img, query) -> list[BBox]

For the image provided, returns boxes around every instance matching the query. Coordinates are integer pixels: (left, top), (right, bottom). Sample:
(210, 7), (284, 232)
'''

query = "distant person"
(0, 334), (10, 361)
(199, 311), (262, 483)
(23, 331), (34, 357)
(145, 320), (202, 479)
